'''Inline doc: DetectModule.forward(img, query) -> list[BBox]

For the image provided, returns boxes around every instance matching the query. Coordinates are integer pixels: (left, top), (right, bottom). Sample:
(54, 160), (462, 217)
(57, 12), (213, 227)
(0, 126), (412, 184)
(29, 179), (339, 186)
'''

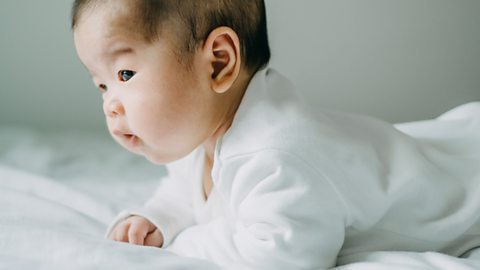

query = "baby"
(72, 0), (480, 269)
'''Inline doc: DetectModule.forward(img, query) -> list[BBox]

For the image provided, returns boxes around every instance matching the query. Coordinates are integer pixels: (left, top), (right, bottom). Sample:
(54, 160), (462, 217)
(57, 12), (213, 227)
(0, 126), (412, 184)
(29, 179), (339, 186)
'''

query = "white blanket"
(0, 128), (219, 269)
(1, 117), (479, 269)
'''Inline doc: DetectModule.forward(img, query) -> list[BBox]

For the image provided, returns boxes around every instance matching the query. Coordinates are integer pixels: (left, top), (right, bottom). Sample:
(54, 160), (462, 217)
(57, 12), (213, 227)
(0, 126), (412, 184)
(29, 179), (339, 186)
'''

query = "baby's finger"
(128, 219), (149, 245)
(144, 229), (164, 247)
(115, 221), (131, 243)
(107, 229), (116, 240)
(107, 222), (125, 240)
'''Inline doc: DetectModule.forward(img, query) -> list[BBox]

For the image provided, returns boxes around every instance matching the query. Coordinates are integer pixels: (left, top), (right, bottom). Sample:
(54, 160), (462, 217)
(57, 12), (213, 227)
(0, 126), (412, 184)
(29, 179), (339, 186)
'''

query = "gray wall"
(1, 1), (479, 131)
(0, 1), (102, 130)
(267, 0), (480, 122)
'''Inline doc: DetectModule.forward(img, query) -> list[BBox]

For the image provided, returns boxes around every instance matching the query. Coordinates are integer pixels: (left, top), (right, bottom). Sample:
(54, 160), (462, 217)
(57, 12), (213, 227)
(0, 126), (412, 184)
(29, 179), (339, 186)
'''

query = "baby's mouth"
(112, 130), (141, 148)
(123, 134), (135, 140)
(122, 133), (140, 146)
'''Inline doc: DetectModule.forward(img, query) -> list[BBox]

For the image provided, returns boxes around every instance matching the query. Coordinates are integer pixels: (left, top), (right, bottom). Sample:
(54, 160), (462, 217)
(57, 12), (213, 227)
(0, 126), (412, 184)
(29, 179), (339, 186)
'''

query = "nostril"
(105, 100), (125, 117)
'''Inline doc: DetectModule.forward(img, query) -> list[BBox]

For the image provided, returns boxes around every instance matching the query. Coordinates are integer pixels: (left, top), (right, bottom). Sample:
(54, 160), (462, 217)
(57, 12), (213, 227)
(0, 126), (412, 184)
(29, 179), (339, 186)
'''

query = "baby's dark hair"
(71, 0), (270, 73)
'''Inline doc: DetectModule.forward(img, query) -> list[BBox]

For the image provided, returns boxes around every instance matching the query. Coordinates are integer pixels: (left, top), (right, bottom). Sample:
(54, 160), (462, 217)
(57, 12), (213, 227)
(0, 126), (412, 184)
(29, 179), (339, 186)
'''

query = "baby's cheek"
(105, 120), (115, 134)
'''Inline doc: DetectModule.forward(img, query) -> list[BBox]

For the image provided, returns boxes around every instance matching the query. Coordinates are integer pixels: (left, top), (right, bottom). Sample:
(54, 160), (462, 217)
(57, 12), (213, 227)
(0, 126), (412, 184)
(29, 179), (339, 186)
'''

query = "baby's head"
(72, 0), (270, 164)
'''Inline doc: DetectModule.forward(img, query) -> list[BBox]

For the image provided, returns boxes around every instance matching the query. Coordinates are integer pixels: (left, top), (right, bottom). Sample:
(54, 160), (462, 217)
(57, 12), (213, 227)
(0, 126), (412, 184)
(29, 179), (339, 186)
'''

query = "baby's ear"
(202, 27), (241, 94)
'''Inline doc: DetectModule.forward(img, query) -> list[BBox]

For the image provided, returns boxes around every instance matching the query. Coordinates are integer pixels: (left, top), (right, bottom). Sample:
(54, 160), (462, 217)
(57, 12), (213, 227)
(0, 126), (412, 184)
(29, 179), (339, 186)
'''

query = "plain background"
(0, 0), (479, 132)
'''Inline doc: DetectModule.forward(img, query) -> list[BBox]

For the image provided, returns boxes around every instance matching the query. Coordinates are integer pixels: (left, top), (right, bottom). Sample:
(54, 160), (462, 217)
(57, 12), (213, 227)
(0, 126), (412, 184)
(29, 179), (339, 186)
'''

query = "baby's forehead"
(107, 11), (174, 47)
(76, 1), (145, 41)
(104, 13), (146, 41)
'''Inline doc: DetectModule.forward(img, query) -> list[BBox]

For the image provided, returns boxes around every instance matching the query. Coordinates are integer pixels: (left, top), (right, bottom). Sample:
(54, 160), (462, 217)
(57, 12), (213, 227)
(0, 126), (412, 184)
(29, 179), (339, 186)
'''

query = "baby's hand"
(107, 215), (164, 247)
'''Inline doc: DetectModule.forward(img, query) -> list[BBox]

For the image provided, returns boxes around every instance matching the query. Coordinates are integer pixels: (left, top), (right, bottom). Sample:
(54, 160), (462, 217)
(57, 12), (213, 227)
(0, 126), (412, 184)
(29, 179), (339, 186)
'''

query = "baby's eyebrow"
(106, 46), (134, 61)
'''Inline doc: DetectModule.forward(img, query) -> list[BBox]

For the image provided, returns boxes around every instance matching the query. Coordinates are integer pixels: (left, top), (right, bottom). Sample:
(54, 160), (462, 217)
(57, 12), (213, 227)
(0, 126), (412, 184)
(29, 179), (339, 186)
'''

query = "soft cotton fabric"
(107, 68), (480, 269)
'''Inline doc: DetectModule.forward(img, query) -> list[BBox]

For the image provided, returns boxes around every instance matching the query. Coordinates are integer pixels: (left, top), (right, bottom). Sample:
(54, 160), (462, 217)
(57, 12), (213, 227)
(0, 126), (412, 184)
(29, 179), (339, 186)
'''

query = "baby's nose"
(104, 99), (125, 118)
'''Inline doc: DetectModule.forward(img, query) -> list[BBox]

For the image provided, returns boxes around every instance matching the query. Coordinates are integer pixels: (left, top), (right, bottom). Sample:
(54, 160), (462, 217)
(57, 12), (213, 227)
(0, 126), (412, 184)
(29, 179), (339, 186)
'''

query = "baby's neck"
(202, 69), (252, 161)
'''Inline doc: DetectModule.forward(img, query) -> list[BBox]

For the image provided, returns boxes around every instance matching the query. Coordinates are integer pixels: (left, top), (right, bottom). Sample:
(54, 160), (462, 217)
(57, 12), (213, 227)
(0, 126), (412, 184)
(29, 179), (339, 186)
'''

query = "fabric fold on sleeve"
(167, 150), (348, 269)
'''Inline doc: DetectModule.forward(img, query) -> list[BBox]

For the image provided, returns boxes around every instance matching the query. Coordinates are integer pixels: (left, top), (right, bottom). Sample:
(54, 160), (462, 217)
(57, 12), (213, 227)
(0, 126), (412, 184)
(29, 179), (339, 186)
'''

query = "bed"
(1, 112), (480, 270)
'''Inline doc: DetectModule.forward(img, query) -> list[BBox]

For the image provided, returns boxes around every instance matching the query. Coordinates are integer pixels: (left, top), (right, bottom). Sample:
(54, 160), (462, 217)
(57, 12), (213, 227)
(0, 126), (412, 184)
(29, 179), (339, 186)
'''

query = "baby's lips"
(112, 130), (141, 148)
(112, 129), (134, 138)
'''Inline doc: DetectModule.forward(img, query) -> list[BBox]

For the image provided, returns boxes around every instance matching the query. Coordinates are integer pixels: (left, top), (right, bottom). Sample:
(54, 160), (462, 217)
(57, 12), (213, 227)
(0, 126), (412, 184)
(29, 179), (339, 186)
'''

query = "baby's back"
(221, 68), (480, 259)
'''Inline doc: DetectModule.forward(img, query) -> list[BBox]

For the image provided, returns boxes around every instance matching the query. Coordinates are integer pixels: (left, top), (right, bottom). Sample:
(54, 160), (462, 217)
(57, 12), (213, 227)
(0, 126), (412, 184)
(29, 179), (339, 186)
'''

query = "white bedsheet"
(1, 121), (479, 270)
(0, 128), (219, 270)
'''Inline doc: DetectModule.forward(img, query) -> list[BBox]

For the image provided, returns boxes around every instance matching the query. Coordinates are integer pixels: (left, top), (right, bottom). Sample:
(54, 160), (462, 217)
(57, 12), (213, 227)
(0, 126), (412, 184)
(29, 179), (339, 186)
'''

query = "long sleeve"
(167, 150), (349, 269)
(105, 149), (200, 247)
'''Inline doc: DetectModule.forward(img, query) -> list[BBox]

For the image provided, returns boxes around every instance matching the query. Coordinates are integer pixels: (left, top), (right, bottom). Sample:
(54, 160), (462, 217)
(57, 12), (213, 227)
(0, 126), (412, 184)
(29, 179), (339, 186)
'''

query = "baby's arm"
(167, 151), (348, 269)
(105, 155), (197, 247)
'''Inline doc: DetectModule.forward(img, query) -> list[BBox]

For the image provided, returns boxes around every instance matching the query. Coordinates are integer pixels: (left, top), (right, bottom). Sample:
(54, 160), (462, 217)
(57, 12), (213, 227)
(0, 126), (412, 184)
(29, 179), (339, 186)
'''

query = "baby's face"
(74, 8), (223, 164)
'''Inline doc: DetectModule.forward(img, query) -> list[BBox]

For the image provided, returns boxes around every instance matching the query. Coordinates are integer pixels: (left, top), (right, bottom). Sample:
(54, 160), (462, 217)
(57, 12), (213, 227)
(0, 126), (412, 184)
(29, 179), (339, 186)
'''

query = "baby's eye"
(118, 70), (136, 82)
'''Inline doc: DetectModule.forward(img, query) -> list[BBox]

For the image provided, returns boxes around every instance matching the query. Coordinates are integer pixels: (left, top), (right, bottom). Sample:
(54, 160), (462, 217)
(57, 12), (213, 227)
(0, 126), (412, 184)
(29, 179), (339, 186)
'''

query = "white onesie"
(107, 68), (480, 269)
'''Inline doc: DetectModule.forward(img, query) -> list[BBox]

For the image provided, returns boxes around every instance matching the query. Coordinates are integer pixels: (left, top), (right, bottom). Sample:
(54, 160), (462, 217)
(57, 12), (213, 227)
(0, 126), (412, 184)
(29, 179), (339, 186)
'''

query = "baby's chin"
(141, 147), (193, 165)
(120, 144), (143, 157)
(142, 152), (175, 165)
(111, 136), (144, 156)
(113, 135), (198, 165)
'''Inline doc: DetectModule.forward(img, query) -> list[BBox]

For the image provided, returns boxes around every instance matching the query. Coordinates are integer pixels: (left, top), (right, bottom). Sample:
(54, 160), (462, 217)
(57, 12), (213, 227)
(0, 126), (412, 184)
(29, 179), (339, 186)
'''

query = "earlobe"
(203, 27), (241, 94)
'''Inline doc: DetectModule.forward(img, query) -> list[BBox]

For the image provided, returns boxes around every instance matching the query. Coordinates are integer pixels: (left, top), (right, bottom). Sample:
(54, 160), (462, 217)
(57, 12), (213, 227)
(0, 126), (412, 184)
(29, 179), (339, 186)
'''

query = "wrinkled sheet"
(0, 128), (219, 270)
(1, 113), (480, 269)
